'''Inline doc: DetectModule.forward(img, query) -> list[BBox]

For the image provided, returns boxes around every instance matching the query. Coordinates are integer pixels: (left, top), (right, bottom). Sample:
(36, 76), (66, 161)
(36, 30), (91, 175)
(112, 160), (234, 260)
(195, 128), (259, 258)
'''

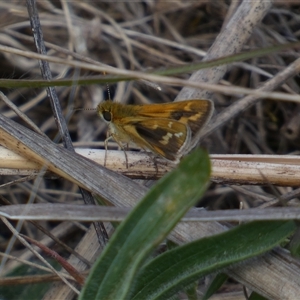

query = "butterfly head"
(97, 101), (114, 124)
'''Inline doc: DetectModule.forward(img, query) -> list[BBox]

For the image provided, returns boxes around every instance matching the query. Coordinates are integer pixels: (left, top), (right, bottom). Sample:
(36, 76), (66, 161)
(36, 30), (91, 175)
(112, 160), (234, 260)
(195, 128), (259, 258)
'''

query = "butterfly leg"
(111, 134), (129, 168)
(139, 149), (159, 176)
(153, 155), (159, 176)
(104, 131), (113, 167)
(104, 130), (129, 168)
(148, 152), (159, 176)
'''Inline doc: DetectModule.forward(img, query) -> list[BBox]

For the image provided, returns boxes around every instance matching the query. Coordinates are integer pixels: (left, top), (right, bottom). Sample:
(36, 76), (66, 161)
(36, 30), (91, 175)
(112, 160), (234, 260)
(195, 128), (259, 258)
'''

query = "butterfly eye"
(102, 110), (112, 122)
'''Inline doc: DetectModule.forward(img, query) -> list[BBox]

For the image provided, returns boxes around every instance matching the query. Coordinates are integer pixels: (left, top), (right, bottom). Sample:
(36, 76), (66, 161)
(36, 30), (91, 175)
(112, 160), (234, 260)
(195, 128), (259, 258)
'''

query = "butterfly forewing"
(136, 100), (213, 138)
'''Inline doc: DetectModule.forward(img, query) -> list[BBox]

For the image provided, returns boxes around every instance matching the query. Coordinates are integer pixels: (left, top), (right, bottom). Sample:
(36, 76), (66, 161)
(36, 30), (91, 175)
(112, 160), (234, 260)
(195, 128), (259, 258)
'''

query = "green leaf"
(185, 281), (198, 300)
(130, 221), (296, 300)
(202, 273), (228, 300)
(288, 223), (300, 257)
(248, 291), (269, 300)
(79, 149), (211, 300)
(0, 262), (57, 300)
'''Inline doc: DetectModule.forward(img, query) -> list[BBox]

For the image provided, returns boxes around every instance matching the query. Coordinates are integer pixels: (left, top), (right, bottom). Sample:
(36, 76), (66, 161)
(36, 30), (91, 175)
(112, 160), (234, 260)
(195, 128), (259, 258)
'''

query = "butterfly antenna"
(73, 107), (97, 112)
(102, 70), (111, 101)
(106, 83), (111, 101)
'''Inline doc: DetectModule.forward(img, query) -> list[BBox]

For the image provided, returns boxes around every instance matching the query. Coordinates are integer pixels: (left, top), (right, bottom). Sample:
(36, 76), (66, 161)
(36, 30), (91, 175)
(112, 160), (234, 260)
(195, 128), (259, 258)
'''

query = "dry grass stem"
(2, 146), (300, 186)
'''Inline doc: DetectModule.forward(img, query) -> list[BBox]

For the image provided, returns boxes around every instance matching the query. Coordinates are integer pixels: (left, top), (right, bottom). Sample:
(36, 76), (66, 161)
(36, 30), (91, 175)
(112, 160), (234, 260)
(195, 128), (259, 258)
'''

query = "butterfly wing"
(119, 118), (191, 161)
(136, 100), (213, 138)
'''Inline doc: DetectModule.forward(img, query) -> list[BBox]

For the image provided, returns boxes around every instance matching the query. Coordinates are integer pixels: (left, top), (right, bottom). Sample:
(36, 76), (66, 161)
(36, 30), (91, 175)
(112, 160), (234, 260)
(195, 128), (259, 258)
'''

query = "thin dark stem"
(25, 0), (108, 247)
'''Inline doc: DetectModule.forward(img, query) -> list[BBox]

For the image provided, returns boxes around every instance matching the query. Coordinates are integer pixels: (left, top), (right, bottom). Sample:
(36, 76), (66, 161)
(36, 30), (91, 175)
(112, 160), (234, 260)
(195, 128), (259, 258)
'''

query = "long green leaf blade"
(79, 149), (211, 300)
(131, 221), (296, 299)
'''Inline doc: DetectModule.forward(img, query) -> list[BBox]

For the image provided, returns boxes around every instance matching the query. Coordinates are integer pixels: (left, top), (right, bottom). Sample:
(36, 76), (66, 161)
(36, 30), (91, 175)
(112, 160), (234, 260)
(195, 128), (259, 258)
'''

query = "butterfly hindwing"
(122, 118), (190, 161)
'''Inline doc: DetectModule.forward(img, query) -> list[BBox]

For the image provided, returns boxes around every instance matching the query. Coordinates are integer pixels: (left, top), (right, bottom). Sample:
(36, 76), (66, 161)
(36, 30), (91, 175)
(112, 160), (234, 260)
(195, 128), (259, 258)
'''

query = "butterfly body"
(97, 100), (213, 162)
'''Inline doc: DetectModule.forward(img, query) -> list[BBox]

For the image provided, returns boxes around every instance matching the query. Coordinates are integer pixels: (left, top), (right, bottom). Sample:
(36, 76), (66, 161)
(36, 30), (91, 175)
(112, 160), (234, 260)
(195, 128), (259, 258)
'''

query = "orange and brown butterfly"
(97, 99), (214, 165)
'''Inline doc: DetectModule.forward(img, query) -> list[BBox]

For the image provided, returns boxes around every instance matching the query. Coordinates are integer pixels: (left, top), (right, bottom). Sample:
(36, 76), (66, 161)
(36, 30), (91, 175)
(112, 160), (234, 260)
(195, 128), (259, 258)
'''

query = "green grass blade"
(248, 291), (269, 300)
(130, 221), (296, 300)
(79, 149), (211, 300)
(0, 263), (57, 300)
(202, 273), (228, 300)
(1, 41), (300, 89)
